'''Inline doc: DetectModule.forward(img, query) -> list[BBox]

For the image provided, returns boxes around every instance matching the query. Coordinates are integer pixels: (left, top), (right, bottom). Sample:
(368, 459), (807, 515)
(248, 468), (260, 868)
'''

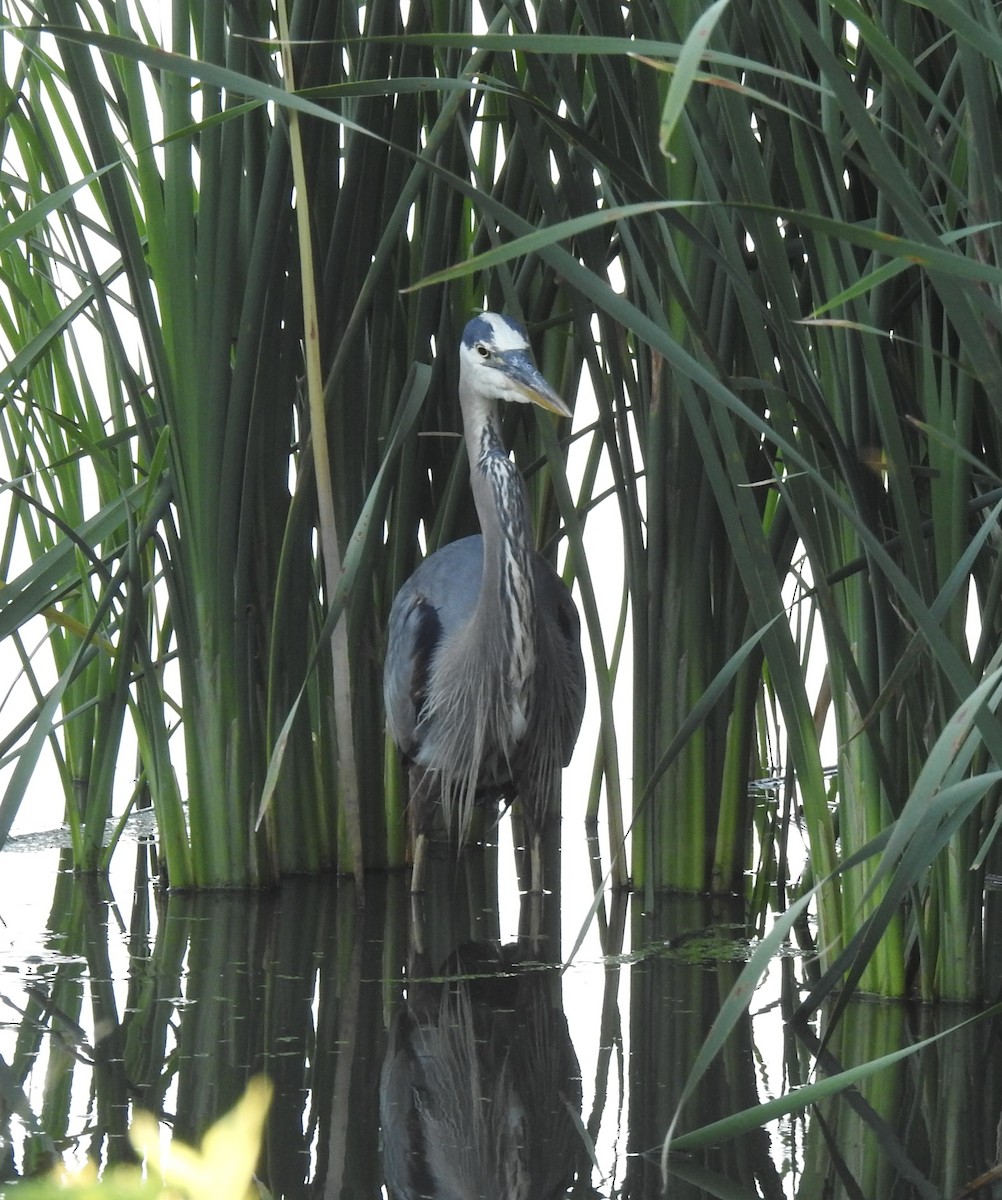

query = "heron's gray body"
(383, 313), (585, 890)
(385, 532), (584, 811)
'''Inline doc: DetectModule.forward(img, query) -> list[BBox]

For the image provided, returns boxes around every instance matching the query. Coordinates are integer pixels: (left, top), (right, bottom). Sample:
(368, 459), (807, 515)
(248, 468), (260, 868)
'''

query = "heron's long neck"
(464, 397), (536, 738)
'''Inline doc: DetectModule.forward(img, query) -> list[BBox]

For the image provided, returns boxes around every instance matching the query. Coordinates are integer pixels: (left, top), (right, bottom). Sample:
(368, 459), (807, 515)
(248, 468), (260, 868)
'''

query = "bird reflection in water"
(380, 939), (586, 1200)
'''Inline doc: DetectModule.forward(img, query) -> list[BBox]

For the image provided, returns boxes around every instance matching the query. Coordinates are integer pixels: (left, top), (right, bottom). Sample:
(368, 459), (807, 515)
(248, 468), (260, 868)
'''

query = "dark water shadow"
(2, 847), (1002, 1198)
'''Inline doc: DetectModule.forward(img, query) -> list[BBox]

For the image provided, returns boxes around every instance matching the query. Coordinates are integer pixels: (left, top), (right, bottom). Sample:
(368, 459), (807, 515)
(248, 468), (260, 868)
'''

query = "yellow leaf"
(130, 1078), (273, 1200)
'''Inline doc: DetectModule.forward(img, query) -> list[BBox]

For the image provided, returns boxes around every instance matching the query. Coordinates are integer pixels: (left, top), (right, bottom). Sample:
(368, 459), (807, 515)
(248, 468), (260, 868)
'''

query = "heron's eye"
(476, 344), (490, 359)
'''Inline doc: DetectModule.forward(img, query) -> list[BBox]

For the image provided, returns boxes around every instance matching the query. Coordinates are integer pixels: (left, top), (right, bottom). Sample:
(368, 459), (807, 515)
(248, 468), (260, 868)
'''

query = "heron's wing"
(384, 536), (484, 758)
(383, 589), (441, 757)
(532, 556), (586, 766)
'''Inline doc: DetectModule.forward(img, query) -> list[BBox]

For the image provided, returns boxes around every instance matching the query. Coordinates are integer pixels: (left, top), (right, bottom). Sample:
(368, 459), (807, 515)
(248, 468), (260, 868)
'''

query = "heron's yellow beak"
(499, 350), (572, 419)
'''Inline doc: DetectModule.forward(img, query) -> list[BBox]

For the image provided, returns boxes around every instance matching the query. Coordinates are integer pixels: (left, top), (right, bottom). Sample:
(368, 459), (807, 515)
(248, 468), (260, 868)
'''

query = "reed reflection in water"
(2, 839), (1002, 1198)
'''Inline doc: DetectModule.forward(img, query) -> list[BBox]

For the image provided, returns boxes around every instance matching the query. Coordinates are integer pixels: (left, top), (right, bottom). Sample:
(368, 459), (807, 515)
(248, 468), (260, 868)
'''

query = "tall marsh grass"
(1, 1), (1001, 1023)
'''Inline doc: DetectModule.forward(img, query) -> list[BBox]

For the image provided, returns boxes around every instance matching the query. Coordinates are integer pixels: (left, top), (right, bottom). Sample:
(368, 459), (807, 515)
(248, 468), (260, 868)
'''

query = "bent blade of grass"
(807, 771), (1002, 1030)
(805, 224), (997, 317)
(666, 1002), (1002, 1156)
(21, 23), (373, 138)
(400, 201), (707, 293)
(411, 196), (1002, 295)
(658, 0), (732, 158)
(916, 0), (1002, 65)
(660, 826), (903, 1172)
(904, 417), (1002, 487)
(861, 665), (1002, 895)
(0, 166), (114, 255)
(795, 759), (1002, 1017)
(852, 497), (1002, 804)
(0, 486), (144, 638)
(0, 656), (85, 852)
(660, 887), (817, 1168)
(0, 283), (109, 396)
(378, 30), (833, 97)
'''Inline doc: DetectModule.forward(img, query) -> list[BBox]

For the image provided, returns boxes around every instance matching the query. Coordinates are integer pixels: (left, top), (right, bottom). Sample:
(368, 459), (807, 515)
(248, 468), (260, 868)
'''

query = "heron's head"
(459, 313), (571, 418)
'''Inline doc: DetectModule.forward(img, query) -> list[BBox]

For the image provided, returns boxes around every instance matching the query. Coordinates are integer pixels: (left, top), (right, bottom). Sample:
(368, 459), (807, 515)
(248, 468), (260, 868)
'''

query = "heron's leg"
(522, 778), (560, 894)
(409, 891), (427, 954)
(529, 831), (544, 895)
(408, 767), (435, 893)
(525, 888), (543, 948)
(410, 831), (429, 893)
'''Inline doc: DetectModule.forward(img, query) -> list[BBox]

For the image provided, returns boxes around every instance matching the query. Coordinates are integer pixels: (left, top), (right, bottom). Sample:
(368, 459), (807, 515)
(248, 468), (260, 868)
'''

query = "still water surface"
(1, 830), (1001, 1199)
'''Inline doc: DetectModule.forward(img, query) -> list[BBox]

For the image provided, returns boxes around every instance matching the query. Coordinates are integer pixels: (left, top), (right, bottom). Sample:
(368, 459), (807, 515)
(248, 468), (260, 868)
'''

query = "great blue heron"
(384, 313), (585, 893)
